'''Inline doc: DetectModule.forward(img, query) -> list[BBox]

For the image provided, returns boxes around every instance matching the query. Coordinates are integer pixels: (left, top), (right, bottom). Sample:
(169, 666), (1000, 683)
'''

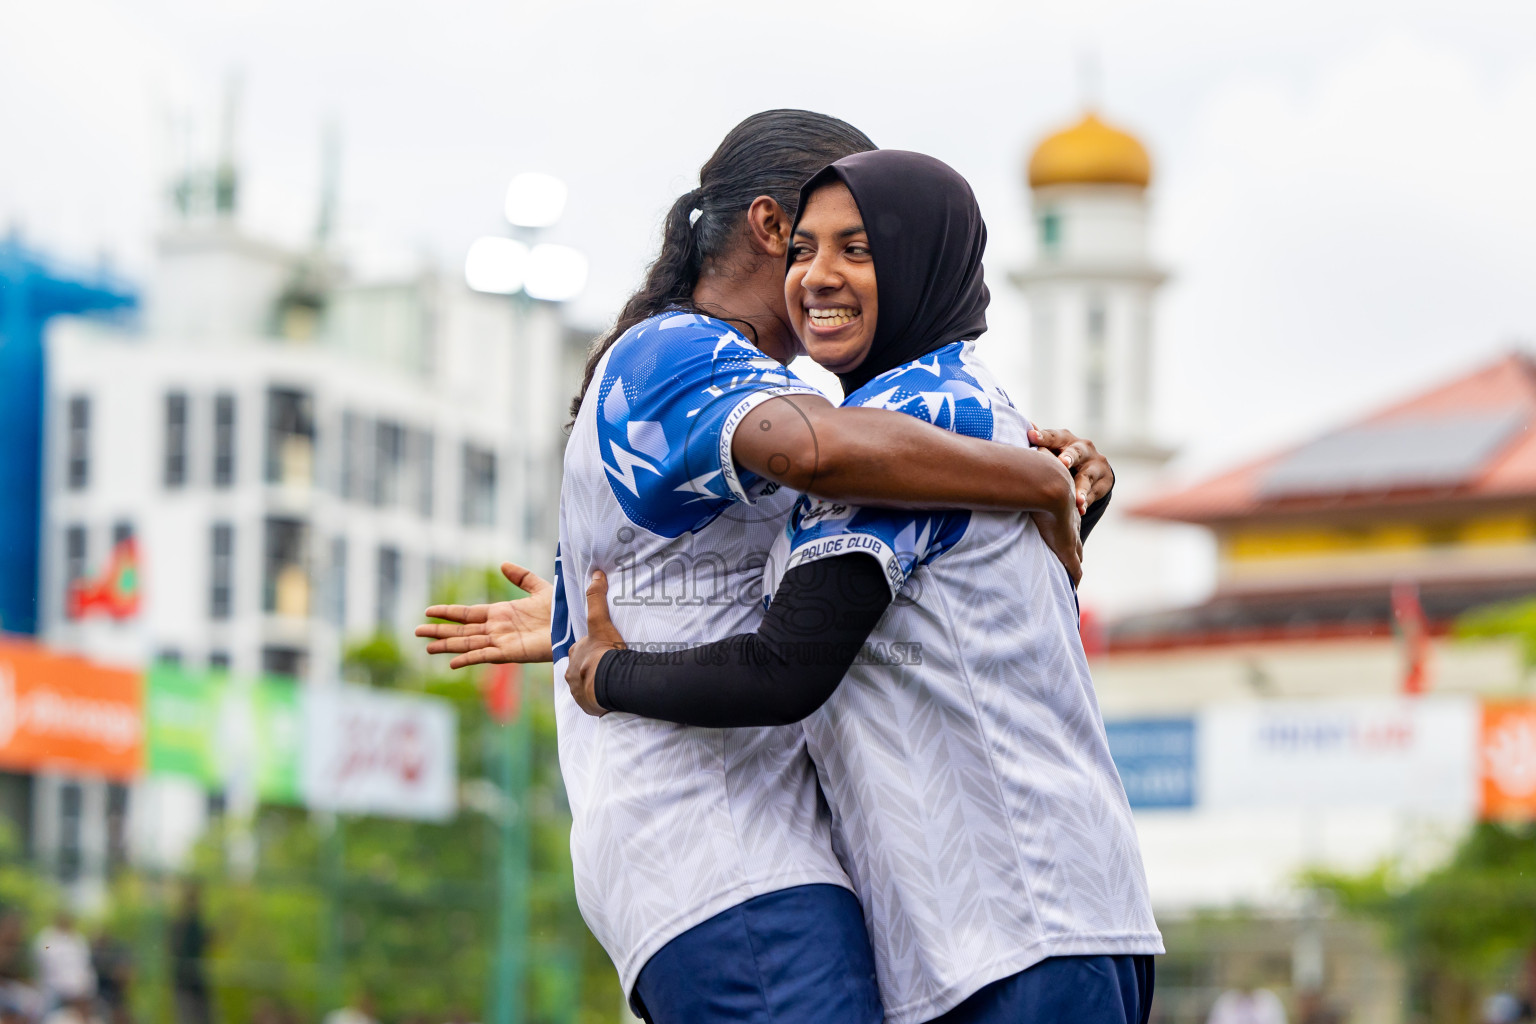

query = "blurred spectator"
(89, 932), (131, 1024)
(0, 988), (32, 1024)
(321, 991), (377, 1024)
(33, 914), (94, 1012)
(1208, 983), (1288, 1024)
(168, 883), (211, 1024)
(40, 993), (101, 1024)
(1483, 992), (1531, 1024)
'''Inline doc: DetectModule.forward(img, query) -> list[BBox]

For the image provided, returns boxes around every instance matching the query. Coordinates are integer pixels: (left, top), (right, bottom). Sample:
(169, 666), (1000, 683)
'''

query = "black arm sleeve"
(1080, 485), (1111, 542)
(594, 553), (894, 728)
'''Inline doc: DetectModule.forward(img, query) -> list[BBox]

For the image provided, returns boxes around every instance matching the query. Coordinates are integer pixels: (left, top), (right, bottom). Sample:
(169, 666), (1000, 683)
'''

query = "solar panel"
(1257, 409), (1527, 498)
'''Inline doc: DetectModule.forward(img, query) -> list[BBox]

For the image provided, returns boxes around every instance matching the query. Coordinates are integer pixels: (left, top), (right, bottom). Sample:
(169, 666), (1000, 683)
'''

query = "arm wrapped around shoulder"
(596, 553), (893, 727)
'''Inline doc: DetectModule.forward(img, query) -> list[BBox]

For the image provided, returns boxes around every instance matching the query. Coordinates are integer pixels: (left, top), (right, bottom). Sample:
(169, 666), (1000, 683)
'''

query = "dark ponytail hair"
(570, 109), (876, 420)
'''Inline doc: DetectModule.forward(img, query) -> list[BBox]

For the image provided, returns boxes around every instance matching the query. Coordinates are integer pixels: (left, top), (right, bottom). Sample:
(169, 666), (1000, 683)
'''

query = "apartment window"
(415, 430), (435, 519)
(263, 517), (310, 617)
(63, 525), (87, 618)
(339, 412), (356, 499)
(265, 388), (315, 486)
(1039, 210), (1061, 253)
(57, 782), (83, 883)
(164, 392), (189, 487)
(210, 523), (234, 620)
(374, 421), (404, 507)
(111, 520), (134, 549)
(376, 546), (401, 630)
(340, 411), (375, 502)
(261, 646), (307, 680)
(1087, 297), (1107, 343)
(461, 444), (497, 527)
(106, 783), (130, 872)
(329, 537), (348, 628)
(213, 393), (237, 487)
(1085, 294), (1108, 429)
(156, 648), (183, 667)
(0, 775), (35, 860)
(66, 396), (90, 490)
(208, 650), (231, 672)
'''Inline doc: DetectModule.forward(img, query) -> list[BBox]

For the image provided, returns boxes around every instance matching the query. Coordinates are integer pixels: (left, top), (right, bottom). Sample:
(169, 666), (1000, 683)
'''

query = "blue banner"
(1105, 717), (1197, 810)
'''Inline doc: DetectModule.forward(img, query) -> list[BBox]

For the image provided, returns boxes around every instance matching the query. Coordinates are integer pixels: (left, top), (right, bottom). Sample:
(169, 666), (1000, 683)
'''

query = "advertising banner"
(1200, 696), (1479, 814)
(1479, 702), (1536, 821)
(145, 666), (302, 804)
(301, 685), (456, 821)
(1105, 717), (1197, 809)
(0, 642), (142, 780)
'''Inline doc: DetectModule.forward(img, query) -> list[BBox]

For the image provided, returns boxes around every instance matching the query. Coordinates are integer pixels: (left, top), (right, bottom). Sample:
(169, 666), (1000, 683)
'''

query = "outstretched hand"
(416, 562), (555, 669)
(1028, 426), (1114, 514)
(565, 570), (627, 718)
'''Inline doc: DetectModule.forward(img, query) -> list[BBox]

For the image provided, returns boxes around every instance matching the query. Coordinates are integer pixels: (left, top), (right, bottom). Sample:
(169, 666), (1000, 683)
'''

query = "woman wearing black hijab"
(566, 151), (1161, 1024)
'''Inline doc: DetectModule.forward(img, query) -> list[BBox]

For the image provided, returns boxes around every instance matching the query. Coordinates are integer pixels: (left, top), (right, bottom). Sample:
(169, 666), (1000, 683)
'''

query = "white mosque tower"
(1013, 109), (1185, 621)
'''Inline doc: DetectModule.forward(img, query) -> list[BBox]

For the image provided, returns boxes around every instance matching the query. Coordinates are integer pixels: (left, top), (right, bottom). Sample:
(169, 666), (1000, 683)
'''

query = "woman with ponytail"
(420, 111), (1116, 1024)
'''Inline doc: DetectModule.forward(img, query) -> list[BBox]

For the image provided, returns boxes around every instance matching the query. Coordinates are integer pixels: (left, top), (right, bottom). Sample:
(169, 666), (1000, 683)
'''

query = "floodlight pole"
(490, 225), (540, 1024)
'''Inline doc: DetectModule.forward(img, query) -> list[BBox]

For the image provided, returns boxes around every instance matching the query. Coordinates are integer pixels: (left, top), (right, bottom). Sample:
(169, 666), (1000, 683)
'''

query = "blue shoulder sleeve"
(782, 343), (998, 596)
(594, 312), (822, 537)
(551, 543), (573, 665)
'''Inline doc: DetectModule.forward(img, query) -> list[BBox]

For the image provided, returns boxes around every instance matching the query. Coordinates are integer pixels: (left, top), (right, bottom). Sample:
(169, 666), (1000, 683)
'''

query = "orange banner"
(0, 642), (143, 780)
(1479, 702), (1536, 821)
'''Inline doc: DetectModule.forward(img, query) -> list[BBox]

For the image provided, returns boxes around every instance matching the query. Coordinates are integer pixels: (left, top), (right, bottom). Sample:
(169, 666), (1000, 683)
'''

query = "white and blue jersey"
(766, 341), (1163, 1024)
(551, 311), (852, 997)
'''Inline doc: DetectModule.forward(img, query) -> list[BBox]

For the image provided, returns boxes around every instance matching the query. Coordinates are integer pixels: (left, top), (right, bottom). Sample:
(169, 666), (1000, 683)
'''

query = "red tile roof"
(1135, 352), (1536, 525)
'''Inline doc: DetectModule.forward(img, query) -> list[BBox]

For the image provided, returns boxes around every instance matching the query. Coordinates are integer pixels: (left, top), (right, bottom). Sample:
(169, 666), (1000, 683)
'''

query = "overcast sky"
(5, 0), (1535, 479)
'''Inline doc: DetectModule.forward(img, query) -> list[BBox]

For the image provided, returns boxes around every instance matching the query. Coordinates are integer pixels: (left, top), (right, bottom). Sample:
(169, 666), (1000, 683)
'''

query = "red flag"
(1391, 579), (1431, 695)
(68, 537), (141, 620)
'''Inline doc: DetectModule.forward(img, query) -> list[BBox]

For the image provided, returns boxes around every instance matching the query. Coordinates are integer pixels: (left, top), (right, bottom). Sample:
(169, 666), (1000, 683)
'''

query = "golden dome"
(1027, 112), (1151, 190)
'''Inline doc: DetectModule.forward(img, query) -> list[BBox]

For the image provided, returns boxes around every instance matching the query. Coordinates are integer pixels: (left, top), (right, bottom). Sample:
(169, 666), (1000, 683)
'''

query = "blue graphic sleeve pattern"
(781, 343), (996, 597)
(550, 543), (574, 664)
(594, 312), (822, 538)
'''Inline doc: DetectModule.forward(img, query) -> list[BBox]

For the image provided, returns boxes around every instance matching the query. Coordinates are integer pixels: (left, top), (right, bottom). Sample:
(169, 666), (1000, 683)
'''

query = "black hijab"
(792, 149), (990, 396)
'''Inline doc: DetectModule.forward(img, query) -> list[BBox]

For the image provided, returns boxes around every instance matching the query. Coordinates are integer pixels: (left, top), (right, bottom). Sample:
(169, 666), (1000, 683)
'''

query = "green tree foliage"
(1309, 823), (1536, 1022)
(0, 822), (56, 925)
(1456, 596), (1536, 669)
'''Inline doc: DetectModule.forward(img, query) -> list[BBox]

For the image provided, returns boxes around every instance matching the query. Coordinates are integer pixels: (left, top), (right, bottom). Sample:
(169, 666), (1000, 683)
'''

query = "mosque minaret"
(1014, 110), (1188, 620)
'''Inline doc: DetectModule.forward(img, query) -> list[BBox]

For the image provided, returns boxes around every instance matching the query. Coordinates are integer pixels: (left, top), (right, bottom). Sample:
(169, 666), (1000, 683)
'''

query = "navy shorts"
(631, 883), (882, 1024)
(927, 954), (1155, 1024)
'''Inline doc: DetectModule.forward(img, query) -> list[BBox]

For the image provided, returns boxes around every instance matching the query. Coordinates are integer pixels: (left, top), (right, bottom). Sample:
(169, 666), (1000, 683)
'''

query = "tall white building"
(1012, 111), (1196, 619)
(35, 201), (579, 894)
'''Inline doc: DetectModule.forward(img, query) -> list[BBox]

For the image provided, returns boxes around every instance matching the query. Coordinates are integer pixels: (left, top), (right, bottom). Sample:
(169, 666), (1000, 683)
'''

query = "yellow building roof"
(1027, 112), (1152, 190)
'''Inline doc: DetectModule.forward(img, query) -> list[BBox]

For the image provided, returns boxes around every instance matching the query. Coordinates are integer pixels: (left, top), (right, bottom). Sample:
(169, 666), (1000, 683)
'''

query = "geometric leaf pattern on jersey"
(595, 311), (821, 537)
(779, 341), (994, 598)
(555, 311), (850, 999)
(1259, 410), (1526, 498)
(774, 341), (1163, 1024)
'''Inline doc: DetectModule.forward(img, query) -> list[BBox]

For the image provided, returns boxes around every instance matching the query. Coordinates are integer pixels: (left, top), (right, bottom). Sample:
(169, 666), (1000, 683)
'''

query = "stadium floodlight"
(523, 243), (588, 302)
(464, 237), (530, 294)
(504, 172), (568, 229)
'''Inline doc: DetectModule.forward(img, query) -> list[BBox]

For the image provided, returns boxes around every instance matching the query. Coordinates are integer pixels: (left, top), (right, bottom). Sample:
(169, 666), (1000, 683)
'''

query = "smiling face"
(786, 181), (878, 376)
